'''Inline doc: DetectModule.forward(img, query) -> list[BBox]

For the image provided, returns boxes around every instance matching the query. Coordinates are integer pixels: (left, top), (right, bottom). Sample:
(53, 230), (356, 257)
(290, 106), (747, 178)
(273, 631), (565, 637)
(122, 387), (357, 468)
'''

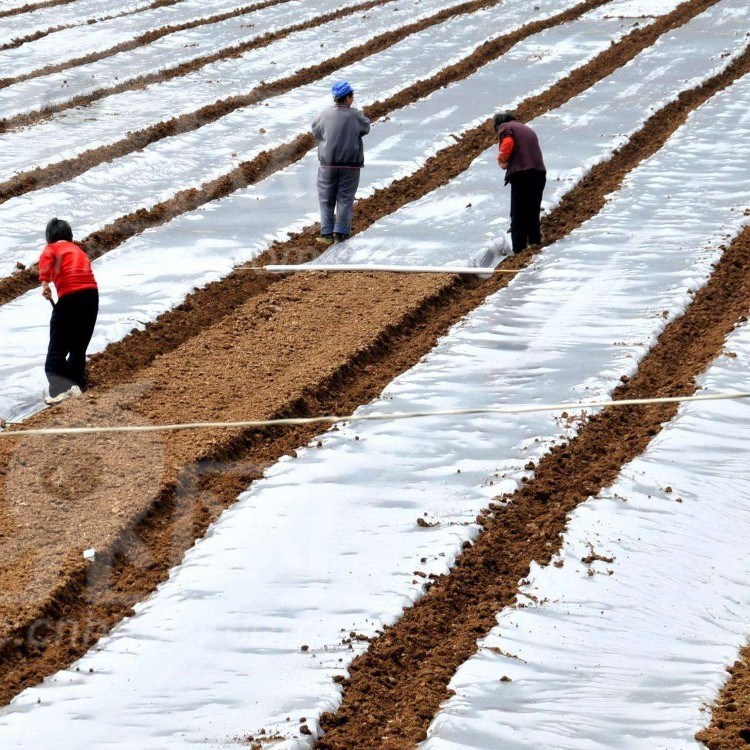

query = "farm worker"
(39, 218), (99, 405)
(494, 111), (547, 254)
(311, 80), (371, 245)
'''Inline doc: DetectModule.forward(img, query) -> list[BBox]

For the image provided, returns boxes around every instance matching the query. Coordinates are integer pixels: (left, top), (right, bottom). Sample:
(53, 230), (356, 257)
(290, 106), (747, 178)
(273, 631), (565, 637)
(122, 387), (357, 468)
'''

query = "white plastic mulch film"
(420, 296), (750, 749)
(0, 0), (588, 272)
(1, 0), (155, 52)
(0, 2), (749, 747)
(0, 0), (297, 79)
(1, 0), (745, 424)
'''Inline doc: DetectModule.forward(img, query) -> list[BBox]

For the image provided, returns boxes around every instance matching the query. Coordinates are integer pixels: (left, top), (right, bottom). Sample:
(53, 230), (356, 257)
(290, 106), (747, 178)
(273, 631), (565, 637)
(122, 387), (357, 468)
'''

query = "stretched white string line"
(262, 264), (510, 274)
(2, 391), (750, 438)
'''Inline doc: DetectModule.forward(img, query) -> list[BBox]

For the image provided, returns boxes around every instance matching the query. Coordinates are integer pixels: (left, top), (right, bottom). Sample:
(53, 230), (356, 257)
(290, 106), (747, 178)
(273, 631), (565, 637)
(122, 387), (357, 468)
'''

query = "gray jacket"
(311, 105), (371, 168)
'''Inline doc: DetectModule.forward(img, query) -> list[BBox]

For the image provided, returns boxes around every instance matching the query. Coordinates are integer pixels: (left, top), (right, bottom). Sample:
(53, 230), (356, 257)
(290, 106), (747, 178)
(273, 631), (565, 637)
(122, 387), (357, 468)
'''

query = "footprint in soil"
(40, 447), (103, 504)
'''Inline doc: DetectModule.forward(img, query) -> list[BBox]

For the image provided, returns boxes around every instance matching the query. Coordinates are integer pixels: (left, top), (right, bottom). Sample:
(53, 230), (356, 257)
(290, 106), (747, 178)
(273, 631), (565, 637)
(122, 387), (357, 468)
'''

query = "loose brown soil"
(0, 269), (459, 703)
(0, 0), (715, 309)
(698, 651), (750, 749)
(0, 0), (292, 90)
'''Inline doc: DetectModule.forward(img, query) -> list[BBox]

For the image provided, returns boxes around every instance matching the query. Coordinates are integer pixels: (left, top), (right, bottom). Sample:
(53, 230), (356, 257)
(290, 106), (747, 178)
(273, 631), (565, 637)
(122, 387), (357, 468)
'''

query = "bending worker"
(494, 111), (546, 254)
(39, 218), (99, 405)
(311, 81), (371, 245)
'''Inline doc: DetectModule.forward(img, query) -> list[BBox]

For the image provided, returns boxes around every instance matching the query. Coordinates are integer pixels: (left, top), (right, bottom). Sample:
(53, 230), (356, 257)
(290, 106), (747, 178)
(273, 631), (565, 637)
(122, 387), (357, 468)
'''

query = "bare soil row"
(0, 0), (292, 89)
(698, 653), (750, 749)
(0, 0), (735, 711)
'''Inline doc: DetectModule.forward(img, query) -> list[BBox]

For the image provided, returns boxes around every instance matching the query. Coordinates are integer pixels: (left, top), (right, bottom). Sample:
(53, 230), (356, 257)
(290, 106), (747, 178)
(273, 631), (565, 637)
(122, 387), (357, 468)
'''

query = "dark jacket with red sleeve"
(38, 241), (98, 299)
(497, 121), (546, 185)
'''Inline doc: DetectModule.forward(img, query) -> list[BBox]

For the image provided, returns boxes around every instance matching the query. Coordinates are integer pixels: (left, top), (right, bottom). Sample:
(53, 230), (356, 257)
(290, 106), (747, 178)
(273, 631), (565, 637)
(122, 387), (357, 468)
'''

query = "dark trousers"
(509, 169), (546, 253)
(45, 288), (99, 397)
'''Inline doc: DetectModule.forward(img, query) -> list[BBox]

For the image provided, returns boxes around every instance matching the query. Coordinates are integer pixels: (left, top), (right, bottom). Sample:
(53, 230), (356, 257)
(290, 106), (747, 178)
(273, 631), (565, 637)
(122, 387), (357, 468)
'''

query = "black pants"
(509, 169), (546, 253)
(45, 288), (99, 397)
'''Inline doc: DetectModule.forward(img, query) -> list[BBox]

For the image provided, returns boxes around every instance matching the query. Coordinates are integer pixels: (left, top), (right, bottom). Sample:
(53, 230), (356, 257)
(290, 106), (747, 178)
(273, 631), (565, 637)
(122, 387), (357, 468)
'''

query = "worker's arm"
(497, 135), (514, 169)
(38, 245), (55, 300)
(358, 111), (371, 135)
(311, 114), (323, 141)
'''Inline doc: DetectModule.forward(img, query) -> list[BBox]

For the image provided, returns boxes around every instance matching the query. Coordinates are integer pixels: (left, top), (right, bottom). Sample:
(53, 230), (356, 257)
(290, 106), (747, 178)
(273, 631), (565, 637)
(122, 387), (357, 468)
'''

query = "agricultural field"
(0, 0), (749, 747)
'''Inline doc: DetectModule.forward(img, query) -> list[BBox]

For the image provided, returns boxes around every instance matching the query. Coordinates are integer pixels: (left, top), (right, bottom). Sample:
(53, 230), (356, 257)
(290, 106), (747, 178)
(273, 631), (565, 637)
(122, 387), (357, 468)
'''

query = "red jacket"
(38, 241), (97, 299)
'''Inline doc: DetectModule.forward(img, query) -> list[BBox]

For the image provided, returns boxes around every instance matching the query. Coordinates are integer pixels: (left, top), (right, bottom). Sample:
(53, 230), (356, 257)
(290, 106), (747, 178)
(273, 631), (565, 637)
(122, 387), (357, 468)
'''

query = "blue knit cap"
(332, 81), (353, 99)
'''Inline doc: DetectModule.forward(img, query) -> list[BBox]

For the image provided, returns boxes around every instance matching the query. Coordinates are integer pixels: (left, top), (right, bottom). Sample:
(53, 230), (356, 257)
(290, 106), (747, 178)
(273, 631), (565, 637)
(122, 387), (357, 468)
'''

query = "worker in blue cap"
(311, 81), (371, 244)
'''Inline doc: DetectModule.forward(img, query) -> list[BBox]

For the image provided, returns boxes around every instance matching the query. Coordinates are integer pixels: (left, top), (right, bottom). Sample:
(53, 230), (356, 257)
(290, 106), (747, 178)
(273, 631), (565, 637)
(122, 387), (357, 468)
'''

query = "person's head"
(493, 111), (517, 133)
(45, 217), (73, 244)
(332, 80), (354, 105)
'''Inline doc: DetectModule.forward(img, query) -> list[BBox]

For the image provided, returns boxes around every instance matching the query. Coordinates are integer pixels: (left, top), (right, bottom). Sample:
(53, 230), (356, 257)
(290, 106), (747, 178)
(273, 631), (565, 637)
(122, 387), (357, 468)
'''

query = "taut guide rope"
(2, 391), (749, 438)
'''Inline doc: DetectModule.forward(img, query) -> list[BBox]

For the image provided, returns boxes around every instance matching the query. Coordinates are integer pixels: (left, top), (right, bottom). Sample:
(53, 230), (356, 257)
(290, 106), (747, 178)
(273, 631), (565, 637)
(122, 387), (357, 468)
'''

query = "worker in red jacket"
(494, 111), (546, 254)
(38, 218), (99, 405)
